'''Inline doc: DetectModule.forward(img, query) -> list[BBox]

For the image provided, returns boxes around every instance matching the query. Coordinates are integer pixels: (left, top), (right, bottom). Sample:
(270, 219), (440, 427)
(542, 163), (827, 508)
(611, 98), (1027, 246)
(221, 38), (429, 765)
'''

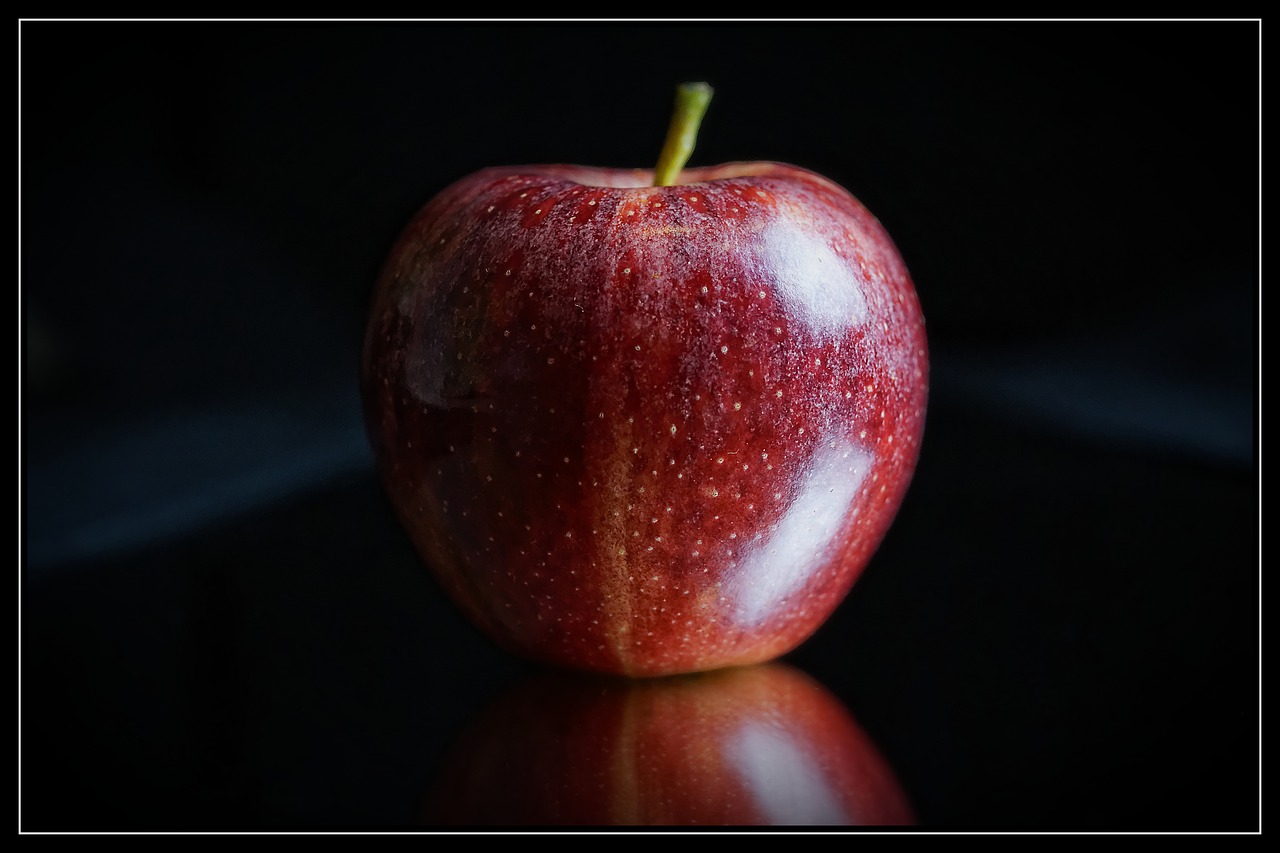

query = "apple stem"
(652, 82), (714, 187)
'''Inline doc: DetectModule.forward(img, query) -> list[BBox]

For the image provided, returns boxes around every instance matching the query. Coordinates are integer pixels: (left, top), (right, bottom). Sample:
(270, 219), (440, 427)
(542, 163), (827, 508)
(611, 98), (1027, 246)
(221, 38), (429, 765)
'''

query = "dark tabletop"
(20, 20), (1259, 833)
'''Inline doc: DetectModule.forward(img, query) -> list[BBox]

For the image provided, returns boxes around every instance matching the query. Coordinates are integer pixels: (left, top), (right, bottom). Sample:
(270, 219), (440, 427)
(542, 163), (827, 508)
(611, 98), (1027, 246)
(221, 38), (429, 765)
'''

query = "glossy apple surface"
(422, 662), (916, 827)
(362, 162), (928, 676)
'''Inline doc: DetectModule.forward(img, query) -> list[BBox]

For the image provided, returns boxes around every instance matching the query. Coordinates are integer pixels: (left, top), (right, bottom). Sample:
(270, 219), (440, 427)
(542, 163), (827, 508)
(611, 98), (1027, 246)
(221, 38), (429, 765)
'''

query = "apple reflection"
(422, 662), (914, 827)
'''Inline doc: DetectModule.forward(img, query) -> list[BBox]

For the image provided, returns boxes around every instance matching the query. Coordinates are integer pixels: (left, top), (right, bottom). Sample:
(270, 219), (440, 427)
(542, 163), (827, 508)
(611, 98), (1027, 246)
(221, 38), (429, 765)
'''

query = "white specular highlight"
(758, 221), (868, 337)
(728, 721), (849, 825)
(731, 438), (873, 626)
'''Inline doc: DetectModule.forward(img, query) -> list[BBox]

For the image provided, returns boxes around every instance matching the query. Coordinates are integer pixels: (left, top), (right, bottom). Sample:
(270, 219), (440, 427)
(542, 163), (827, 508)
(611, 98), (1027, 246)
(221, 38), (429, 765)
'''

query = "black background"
(20, 20), (1260, 832)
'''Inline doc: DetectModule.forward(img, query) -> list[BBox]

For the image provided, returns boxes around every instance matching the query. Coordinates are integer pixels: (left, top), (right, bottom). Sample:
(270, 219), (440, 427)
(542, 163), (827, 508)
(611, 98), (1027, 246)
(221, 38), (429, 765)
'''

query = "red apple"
(422, 662), (916, 827)
(362, 84), (927, 676)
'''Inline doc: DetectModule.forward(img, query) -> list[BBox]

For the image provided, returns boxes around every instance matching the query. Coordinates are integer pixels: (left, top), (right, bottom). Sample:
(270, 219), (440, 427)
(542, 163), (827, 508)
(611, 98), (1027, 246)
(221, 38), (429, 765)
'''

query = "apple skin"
(422, 662), (916, 827)
(362, 161), (927, 677)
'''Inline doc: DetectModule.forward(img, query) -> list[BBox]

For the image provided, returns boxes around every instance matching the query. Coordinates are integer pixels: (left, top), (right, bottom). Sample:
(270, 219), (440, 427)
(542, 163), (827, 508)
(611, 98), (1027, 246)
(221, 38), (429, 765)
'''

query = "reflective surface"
(423, 663), (914, 827)
(21, 386), (1259, 830)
